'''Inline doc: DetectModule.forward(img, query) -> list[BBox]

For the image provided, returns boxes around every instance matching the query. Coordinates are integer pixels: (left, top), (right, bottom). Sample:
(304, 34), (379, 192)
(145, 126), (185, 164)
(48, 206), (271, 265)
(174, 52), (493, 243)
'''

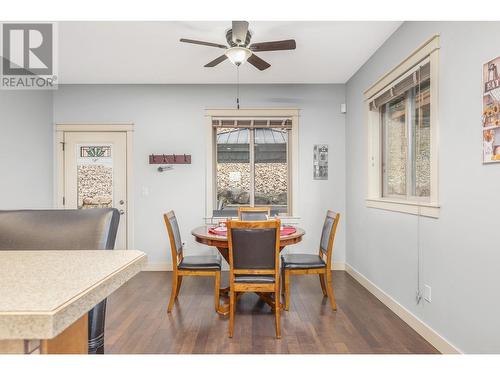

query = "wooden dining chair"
(237, 206), (271, 221)
(163, 211), (222, 313)
(281, 210), (340, 311)
(226, 219), (282, 338)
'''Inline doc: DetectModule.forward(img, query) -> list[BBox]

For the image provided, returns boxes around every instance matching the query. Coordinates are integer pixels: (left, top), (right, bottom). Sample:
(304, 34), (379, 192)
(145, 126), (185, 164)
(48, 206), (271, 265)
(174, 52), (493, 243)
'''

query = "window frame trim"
(364, 35), (440, 218)
(205, 108), (300, 220)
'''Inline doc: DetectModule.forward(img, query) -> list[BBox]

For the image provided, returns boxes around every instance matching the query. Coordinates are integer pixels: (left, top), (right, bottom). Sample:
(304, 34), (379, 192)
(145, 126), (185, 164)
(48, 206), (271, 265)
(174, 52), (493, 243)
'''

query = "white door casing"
(55, 124), (134, 250)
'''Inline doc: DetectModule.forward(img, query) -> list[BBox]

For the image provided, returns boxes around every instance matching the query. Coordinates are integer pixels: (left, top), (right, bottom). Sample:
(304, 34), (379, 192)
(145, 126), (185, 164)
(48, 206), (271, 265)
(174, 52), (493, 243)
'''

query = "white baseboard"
(144, 262), (172, 271)
(331, 262), (345, 270)
(345, 263), (461, 354)
(144, 262), (346, 272)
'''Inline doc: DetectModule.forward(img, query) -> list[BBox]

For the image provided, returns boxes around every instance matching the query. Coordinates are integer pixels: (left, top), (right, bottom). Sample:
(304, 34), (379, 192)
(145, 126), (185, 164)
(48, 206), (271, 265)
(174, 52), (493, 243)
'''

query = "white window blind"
(212, 118), (292, 129)
(369, 60), (430, 111)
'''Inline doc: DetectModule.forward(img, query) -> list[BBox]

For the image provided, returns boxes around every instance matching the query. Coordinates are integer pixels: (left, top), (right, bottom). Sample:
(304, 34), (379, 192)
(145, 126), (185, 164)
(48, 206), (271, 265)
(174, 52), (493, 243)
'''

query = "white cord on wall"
(416, 203), (423, 304)
(415, 64), (423, 304)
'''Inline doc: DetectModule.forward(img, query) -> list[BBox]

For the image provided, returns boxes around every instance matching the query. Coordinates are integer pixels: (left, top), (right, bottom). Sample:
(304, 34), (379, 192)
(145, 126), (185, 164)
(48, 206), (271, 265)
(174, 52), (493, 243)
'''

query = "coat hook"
(158, 165), (173, 172)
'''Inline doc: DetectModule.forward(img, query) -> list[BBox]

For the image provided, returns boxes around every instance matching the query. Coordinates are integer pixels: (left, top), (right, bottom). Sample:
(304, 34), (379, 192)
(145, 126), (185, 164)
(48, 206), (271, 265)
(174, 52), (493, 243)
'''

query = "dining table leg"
(216, 246), (230, 295)
(215, 247), (231, 315)
(255, 292), (283, 311)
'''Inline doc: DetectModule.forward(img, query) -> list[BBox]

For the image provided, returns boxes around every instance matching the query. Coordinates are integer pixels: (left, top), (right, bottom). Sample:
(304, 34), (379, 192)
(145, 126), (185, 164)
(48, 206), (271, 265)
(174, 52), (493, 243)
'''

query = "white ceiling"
(58, 21), (402, 84)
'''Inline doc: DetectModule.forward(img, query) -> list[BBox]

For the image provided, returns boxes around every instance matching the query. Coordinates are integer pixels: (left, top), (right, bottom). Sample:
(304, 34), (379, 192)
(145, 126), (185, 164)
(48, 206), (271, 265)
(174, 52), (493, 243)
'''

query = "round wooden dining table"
(191, 225), (305, 263)
(191, 225), (305, 314)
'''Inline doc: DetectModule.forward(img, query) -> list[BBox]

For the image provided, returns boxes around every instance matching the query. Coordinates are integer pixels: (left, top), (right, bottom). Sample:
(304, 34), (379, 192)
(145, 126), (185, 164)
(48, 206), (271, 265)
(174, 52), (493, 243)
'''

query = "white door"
(63, 132), (128, 249)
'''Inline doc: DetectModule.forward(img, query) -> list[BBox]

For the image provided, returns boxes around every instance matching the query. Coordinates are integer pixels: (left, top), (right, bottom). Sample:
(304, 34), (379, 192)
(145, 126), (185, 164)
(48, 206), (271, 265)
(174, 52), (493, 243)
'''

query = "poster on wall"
(313, 144), (328, 180)
(482, 57), (500, 163)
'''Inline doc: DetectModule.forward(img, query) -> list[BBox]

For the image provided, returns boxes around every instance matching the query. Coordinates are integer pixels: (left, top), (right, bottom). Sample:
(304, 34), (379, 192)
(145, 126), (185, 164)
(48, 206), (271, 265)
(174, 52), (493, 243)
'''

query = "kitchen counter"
(0, 250), (146, 353)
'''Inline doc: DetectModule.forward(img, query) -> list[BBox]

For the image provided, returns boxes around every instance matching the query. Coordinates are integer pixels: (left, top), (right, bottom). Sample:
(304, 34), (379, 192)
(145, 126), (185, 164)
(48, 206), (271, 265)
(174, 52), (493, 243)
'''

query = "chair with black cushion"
(0, 208), (120, 354)
(281, 210), (340, 311)
(163, 211), (222, 313)
(238, 206), (271, 221)
(226, 219), (281, 338)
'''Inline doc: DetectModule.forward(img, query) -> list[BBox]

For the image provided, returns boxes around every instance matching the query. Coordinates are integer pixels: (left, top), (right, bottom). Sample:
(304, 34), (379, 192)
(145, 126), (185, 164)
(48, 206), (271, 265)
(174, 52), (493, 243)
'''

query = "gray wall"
(53, 84), (346, 266)
(0, 91), (54, 209)
(346, 21), (500, 353)
(2, 22), (499, 353)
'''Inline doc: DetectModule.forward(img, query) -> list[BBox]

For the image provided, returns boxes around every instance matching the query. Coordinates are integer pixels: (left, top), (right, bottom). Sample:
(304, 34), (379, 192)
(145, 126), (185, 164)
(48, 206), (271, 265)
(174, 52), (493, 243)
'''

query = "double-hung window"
(365, 36), (439, 217)
(379, 61), (430, 199)
(212, 118), (292, 217)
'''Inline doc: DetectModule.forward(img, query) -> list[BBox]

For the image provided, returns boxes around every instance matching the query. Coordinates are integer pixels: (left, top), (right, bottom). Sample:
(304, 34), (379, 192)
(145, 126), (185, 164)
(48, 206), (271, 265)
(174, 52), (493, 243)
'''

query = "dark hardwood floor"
(104, 271), (439, 354)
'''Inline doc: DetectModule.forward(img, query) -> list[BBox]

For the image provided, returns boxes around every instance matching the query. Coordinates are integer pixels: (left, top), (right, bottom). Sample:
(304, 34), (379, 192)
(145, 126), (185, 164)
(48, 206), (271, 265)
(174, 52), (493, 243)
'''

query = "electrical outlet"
(424, 284), (432, 303)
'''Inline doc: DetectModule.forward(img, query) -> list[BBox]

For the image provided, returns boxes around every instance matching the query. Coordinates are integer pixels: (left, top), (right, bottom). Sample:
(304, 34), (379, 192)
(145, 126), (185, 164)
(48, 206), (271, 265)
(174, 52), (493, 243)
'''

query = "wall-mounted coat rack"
(149, 154), (191, 164)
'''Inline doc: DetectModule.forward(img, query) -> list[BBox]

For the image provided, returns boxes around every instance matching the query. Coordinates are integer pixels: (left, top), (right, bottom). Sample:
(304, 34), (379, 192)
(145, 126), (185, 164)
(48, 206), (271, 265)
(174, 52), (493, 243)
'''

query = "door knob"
(119, 200), (125, 205)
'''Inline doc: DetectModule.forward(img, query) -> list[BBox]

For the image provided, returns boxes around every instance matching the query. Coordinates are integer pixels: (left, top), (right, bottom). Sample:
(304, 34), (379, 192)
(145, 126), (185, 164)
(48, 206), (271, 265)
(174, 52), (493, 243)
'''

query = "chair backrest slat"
(163, 211), (183, 268)
(238, 207), (271, 221)
(319, 210), (340, 259)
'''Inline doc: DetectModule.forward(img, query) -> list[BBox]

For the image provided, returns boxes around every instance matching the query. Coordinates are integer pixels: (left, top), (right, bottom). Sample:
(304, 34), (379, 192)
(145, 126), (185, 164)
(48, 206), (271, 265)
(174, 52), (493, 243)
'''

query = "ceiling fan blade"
(180, 38), (227, 49)
(249, 39), (296, 52)
(204, 54), (228, 67)
(247, 54), (271, 71)
(232, 21), (249, 45)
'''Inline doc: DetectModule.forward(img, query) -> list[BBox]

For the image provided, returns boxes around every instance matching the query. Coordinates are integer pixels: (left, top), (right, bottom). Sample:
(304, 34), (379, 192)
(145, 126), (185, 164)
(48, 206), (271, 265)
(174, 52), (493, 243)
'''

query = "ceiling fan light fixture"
(225, 47), (252, 66)
(180, 21), (295, 70)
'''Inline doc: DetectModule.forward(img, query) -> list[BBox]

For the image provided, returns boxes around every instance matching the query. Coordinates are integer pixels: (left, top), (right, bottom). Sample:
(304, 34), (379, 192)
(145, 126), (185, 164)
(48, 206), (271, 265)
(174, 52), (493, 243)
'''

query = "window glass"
(214, 126), (290, 217)
(215, 128), (251, 217)
(412, 79), (431, 197)
(254, 128), (288, 215)
(382, 95), (408, 197)
(381, 73), (431, 200)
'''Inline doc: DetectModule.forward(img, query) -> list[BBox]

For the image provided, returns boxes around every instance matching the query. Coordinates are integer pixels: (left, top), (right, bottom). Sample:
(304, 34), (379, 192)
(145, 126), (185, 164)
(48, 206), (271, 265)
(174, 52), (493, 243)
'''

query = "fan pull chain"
(236, 65), (240, 110)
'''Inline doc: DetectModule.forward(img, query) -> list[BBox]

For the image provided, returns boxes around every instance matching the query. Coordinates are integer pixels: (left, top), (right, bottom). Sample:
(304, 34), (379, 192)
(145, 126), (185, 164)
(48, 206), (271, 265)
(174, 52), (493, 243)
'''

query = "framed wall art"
(313, 144), (328, 180)
(482, 56), (500, 163)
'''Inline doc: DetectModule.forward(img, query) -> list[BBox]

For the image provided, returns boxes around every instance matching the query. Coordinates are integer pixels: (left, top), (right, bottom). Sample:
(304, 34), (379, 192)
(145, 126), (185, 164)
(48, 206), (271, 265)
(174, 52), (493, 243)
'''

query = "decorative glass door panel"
(77, 144), (114, 209)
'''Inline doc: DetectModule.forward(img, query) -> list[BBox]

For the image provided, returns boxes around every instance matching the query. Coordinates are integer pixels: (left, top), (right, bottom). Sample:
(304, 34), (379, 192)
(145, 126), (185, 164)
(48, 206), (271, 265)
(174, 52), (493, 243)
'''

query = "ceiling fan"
(180, 21), (296, 71)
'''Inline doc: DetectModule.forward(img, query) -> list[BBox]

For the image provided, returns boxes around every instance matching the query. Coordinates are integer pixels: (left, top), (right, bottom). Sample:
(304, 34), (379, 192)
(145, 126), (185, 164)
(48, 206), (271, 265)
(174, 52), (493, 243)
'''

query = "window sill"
(365, 198), (440, 218)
